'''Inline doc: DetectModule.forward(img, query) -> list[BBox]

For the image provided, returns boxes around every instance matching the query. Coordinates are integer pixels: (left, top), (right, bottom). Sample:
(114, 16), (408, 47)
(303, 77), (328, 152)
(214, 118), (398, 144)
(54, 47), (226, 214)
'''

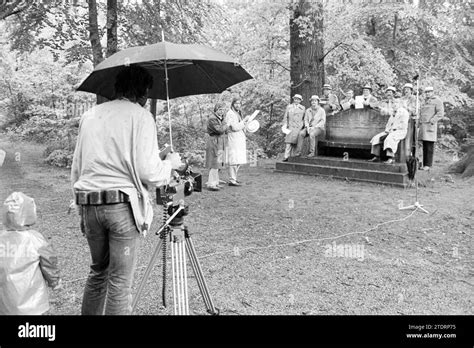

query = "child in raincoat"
(0, 192), (61, 315)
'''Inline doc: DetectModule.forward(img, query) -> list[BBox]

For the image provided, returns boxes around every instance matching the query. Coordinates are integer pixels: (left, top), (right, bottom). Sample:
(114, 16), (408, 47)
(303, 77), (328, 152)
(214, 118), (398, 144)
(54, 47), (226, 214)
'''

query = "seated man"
(339, 89), (355, 110)
(282, 94), (306, 161)
(368, 101), (409, 164)
(302, 95), (326, 157)
(355, 84), (378, 109)
(320, 84), (340, 115)
(377, 86), (398, 116)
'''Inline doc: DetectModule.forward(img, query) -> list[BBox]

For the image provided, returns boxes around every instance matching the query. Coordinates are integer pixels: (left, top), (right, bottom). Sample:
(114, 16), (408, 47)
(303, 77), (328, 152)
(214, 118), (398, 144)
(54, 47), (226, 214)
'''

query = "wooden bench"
(302, 108), (414, 162)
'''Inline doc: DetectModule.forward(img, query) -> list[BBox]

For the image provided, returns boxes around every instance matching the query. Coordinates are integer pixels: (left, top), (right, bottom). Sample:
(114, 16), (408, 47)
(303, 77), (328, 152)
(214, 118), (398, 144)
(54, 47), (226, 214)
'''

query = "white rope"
(59, 208), (419, 285)
(199, 208), (420, 259)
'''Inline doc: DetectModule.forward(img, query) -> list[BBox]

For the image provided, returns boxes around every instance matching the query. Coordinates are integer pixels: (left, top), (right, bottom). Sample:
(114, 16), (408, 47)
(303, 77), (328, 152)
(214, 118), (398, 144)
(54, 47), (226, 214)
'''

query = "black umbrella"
(77, 40), (253, 146)
(77, 41), (252, 100)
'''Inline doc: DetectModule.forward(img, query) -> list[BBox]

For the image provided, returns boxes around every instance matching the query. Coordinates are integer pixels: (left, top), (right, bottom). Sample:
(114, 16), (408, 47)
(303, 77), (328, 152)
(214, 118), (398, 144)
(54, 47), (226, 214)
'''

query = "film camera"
(156, 166), (202, 206)
(155, 145), (202, 207)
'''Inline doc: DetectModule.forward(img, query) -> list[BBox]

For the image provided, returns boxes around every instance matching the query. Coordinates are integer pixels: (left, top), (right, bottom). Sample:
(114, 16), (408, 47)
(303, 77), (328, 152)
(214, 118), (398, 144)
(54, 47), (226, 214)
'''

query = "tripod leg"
(132, 238), (163, 314)
(184, 237), (212, 310)
(176, 238), (185, 314)
(181, 240), (189, 314)
(185, 236), (219, 315)
(170, 237), (178, 315)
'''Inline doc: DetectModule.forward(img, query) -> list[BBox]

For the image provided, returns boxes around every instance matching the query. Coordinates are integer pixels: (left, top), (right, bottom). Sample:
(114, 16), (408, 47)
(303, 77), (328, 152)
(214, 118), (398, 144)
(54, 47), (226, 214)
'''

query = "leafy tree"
(201, 1), (290, 157)
(4, 1), (91, 64)
(289, 0), (325, 105)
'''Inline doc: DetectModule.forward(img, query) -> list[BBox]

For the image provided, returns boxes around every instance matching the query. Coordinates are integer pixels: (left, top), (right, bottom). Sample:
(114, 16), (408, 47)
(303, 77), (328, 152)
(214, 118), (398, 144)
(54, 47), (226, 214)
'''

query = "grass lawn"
(0, 136), (472, 315)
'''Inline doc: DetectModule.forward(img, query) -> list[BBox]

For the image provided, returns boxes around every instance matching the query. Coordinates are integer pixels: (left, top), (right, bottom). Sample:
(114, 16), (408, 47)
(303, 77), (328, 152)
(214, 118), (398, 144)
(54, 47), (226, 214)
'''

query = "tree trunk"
(290, 0), (324, 108)
(448, 147), (474, 178)
(87, 0), (103, 67)
(87, 0), (107, 104)
(106, 0), (118, 57)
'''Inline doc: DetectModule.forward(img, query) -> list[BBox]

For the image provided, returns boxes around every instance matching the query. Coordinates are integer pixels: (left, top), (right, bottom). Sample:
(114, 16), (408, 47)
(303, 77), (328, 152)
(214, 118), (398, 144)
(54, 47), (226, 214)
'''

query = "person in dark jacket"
(205, 101), (229, 191)
(0, 192), (61, 315)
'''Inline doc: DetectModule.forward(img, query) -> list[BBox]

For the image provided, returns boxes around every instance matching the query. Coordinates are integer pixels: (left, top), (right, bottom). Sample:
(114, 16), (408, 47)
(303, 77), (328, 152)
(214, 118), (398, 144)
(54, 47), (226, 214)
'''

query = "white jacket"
(370, 107), (409, 153)
(225, 109), (247, 165)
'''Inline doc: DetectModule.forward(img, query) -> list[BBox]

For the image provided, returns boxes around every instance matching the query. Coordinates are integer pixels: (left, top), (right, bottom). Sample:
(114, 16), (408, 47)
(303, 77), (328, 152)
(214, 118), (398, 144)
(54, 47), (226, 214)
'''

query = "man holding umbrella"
(71, 66), (183, 315)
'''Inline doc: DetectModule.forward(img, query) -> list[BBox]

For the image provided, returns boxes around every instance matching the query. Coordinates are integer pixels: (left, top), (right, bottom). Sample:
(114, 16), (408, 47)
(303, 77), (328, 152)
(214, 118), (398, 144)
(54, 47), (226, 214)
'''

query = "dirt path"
(1, 135), (472, 315)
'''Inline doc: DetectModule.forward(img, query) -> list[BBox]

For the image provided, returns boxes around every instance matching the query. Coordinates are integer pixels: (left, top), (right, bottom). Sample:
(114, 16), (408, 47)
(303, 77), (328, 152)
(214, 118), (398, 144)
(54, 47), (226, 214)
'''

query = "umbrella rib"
(140, 60), (193, 70)
(195, 63), (222, 91)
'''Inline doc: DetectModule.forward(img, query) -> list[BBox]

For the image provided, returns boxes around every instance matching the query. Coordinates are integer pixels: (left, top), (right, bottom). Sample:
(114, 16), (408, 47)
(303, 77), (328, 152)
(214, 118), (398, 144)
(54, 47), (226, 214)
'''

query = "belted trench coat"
(206, 113), (228, 169)
(419, 96), (444, 142)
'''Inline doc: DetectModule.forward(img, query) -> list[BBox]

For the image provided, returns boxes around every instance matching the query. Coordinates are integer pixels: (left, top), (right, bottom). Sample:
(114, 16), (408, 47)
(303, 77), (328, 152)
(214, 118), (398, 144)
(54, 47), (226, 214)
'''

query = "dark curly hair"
(114, 65), (153, 102)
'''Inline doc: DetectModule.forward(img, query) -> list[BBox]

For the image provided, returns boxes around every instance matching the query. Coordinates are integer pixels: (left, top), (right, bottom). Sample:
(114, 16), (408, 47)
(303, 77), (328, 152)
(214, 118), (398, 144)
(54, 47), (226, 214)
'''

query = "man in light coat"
(368, 101), (409, 164)
(225, 97), (249, 186)
(419, 86), (444, 170)
(302, 95), (326, 157)
(282, 94), (306, 161)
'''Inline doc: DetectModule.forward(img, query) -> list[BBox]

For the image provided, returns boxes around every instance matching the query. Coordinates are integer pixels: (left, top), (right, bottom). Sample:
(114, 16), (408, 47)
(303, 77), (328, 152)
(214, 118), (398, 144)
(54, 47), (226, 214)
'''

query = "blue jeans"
(80, 203), (140, 315)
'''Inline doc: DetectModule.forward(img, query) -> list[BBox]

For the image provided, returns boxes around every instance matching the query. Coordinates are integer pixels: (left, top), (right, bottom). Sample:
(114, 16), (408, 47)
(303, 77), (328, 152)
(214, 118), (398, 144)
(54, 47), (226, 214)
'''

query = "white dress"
(226, 109), (247, 165)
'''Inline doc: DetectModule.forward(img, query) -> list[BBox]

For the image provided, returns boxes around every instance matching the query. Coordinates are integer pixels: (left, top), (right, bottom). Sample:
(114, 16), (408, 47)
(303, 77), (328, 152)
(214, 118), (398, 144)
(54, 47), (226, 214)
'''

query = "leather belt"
(75, 190), (130, 205)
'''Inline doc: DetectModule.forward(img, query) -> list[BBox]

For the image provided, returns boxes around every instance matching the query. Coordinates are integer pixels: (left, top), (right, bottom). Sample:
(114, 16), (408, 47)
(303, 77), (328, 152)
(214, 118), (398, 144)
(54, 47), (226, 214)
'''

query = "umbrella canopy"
(77, 41), (253, 100)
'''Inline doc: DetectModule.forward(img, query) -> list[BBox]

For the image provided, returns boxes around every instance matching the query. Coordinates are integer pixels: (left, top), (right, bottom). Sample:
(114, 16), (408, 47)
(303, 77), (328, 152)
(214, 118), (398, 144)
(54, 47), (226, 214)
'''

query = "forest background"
(0, 0), (472, 168)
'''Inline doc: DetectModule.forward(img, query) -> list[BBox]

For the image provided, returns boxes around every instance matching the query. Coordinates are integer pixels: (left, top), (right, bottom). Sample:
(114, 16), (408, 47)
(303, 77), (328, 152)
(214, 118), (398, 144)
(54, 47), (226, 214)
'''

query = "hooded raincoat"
(0, 192), (60, 315)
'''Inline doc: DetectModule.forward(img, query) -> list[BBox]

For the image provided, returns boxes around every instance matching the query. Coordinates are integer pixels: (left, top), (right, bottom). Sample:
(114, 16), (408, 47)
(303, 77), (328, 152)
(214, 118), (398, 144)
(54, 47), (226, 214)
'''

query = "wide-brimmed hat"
(362, 84), (372, 91)
(322, 84), (332, 90)
(386, 86), (396, 93)
(246, 120), (260, 133)
(403, 83), (413, 90)
(424, 86), (434, 92)
(293, 94), (303, 100)
(310, 95), (320, 101)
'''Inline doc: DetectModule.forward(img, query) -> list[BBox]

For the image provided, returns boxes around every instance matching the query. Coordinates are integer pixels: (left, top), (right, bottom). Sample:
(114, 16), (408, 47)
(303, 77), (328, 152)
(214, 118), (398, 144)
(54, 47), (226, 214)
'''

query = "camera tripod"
(131, 203), (218, 315)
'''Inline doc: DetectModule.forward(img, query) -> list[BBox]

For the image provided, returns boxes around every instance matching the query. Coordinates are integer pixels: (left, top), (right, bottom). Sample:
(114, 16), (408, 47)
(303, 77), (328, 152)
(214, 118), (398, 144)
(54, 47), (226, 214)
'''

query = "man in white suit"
(368, 101), (409, 164)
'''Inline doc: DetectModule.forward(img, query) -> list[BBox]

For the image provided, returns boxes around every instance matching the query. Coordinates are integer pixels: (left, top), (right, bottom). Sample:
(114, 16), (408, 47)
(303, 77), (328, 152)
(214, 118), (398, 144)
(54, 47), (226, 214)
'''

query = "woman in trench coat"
(225, 97), (249, 186)
(205, 102), (229, 191)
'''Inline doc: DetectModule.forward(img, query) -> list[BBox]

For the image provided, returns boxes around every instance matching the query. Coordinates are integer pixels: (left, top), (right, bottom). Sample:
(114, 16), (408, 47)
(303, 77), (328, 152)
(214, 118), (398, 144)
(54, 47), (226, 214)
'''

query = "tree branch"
(264, 59), (291, 72)
(0, 0), (30, 21)
(319, 42), (343, 62)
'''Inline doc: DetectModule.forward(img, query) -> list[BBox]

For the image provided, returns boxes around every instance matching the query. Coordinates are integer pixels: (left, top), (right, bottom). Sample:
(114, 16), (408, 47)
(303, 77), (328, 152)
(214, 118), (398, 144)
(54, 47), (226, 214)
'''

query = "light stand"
(399, 74), (429, 214)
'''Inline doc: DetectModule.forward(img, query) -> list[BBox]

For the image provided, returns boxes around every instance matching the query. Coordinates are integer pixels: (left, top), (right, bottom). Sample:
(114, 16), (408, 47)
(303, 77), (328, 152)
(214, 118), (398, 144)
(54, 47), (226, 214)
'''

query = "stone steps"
(275, 156), (409, 187)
